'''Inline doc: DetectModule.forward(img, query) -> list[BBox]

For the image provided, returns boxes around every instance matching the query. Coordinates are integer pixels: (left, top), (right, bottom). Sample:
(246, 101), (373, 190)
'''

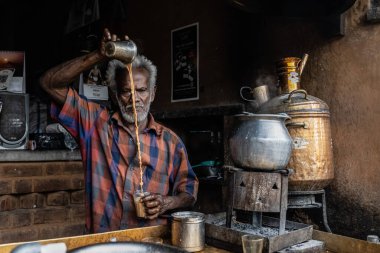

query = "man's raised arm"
(39, 28), (115, 105)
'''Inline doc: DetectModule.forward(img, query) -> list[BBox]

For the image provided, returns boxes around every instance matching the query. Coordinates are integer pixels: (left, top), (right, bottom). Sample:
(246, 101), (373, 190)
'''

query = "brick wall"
(0, 161), (85, 244)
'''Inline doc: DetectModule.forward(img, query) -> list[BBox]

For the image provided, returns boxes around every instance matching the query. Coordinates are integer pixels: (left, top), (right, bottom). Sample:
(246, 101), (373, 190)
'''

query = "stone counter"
(0, 150), (82, 162)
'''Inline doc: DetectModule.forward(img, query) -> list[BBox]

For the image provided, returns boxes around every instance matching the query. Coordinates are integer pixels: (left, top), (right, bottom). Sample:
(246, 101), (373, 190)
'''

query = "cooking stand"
(287, 189), (332, 233)
(225, 167), (290, 235)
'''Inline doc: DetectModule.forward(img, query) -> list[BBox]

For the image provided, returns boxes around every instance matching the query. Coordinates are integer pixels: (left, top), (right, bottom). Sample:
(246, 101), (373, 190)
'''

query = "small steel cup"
(240, 85), (271, 108)
(367, 235), (379, 243)
(105, 40), (137, 63)
(251, 85), (270, 106)
(133, 190), (149, 218)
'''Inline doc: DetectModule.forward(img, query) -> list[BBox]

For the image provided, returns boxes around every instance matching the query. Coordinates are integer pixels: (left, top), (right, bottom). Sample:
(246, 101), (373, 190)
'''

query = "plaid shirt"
(51, 88), (198, 233)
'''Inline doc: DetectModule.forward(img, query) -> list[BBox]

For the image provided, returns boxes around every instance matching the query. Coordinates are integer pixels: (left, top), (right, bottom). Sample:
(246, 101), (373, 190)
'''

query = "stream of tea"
(126, 63), (144, 193)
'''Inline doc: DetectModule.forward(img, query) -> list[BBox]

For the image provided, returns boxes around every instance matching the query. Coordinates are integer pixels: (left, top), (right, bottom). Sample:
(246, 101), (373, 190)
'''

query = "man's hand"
(100, 28), (130, 57)
(141, 192), (196, 220)
(141, 193), (167, 219)
(40, 27), (131, 106)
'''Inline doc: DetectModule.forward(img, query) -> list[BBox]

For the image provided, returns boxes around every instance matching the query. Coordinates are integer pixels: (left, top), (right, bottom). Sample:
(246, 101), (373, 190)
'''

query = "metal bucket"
(171, 211), (205, 252)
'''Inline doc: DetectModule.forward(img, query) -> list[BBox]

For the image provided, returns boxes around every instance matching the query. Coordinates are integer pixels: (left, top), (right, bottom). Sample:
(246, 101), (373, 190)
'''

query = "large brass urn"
(258, 56), (334, 191)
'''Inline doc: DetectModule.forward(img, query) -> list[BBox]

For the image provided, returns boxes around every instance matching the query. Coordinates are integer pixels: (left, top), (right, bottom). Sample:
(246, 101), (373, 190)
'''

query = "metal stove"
(287, 189), (332, 232)
(225, 166), (291, 235)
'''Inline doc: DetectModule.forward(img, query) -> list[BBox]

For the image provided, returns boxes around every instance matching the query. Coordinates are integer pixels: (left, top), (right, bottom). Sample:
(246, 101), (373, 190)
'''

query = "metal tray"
(205, 212), (313, 253)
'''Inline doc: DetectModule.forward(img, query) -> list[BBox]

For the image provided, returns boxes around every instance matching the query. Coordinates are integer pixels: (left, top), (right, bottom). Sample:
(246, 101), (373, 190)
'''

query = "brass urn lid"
(258, 89), (330, 115)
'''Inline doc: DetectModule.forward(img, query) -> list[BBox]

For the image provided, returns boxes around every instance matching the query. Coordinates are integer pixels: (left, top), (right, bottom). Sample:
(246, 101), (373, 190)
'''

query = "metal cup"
(367, 235), (380, 243)
(252, 85), (270, 106)
(105, 40), (137, 63)
(240, 85), (271, 107)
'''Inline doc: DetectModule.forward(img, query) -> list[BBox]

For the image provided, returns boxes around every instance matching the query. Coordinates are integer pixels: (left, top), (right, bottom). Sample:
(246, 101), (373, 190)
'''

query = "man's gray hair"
(106, 55), (157, 93)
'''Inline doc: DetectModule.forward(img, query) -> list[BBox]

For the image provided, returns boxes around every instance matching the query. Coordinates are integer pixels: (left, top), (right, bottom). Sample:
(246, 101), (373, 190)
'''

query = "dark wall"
(120, 0), (266, 112)
(121, 0), (380, 240)
(0, 0), (71, 99)
(0, 0), (129, 101)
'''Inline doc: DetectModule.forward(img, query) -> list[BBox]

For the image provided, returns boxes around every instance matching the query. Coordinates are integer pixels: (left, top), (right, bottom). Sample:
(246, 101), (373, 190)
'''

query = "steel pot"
(228, 113), (293, 170)
(258, 89), (334, 191)
(171, 211), (205, 252)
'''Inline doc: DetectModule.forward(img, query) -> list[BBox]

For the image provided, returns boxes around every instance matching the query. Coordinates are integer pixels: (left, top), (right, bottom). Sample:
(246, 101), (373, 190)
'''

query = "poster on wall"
(0, 51), (26, 93)
(171, 22), (199, 102)
(79, 63), (109, 101)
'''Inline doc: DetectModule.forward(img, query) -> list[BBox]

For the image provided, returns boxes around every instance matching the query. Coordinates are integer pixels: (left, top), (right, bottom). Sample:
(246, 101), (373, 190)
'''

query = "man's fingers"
(102, 28), (129, 42)
(145, 200), (160, 208)
(141, 194), (165, 218)
(145, 212), (159, 220)
(143, 194), (157, 202)
(146, 206), (160, 215)
(103, 28), (111, 40)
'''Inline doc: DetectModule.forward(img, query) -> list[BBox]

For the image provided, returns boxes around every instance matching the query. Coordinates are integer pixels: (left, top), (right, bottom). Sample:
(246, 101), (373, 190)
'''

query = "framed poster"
(79, 63), (109, 101)
(171, 22), (199, 102)
(0, 51), (26, 93)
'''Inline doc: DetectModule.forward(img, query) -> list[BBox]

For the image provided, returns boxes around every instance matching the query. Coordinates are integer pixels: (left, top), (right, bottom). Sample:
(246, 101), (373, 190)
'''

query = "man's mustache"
(125, 104), (144, 110)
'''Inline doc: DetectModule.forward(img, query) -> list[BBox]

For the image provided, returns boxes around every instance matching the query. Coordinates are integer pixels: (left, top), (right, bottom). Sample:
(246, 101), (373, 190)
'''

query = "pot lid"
(258, 89), (330, 114)
(234, 112), (291, 120)
(172, 211), (205, 223)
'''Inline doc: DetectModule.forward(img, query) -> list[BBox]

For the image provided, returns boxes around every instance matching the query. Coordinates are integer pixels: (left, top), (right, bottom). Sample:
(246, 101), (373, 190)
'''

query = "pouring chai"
(126, 63), (148, 218)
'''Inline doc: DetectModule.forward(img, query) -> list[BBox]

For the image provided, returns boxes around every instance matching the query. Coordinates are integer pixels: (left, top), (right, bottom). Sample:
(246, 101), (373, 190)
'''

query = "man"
(40, 28), (198, 233)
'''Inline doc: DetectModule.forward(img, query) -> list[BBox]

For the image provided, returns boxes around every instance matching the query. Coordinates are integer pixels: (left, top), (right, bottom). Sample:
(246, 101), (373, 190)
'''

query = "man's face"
(116, 68), (155, 124)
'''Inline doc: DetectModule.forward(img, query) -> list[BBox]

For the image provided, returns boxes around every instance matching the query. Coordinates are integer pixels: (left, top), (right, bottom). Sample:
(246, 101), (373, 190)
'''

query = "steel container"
(171, 211), (205, 252)
(258, 89), (334, 191)
(229, 113), (293, 170)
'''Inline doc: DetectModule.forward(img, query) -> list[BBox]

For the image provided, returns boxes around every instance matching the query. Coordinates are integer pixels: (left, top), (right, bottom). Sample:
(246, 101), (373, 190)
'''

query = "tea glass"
(133, 190), (150, 218)
(241, 235), (264, 253)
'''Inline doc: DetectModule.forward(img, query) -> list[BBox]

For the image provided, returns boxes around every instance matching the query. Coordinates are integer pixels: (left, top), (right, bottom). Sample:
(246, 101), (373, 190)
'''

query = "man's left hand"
(140, 192), (196, 220)
(141, 193), (168, 219)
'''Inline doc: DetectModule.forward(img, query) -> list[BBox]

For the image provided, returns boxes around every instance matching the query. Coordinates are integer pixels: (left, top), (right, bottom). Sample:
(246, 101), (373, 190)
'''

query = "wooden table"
(2, 225), (380, 253)
(313, 230), (380, 253)
(0, 225), (231, 253)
